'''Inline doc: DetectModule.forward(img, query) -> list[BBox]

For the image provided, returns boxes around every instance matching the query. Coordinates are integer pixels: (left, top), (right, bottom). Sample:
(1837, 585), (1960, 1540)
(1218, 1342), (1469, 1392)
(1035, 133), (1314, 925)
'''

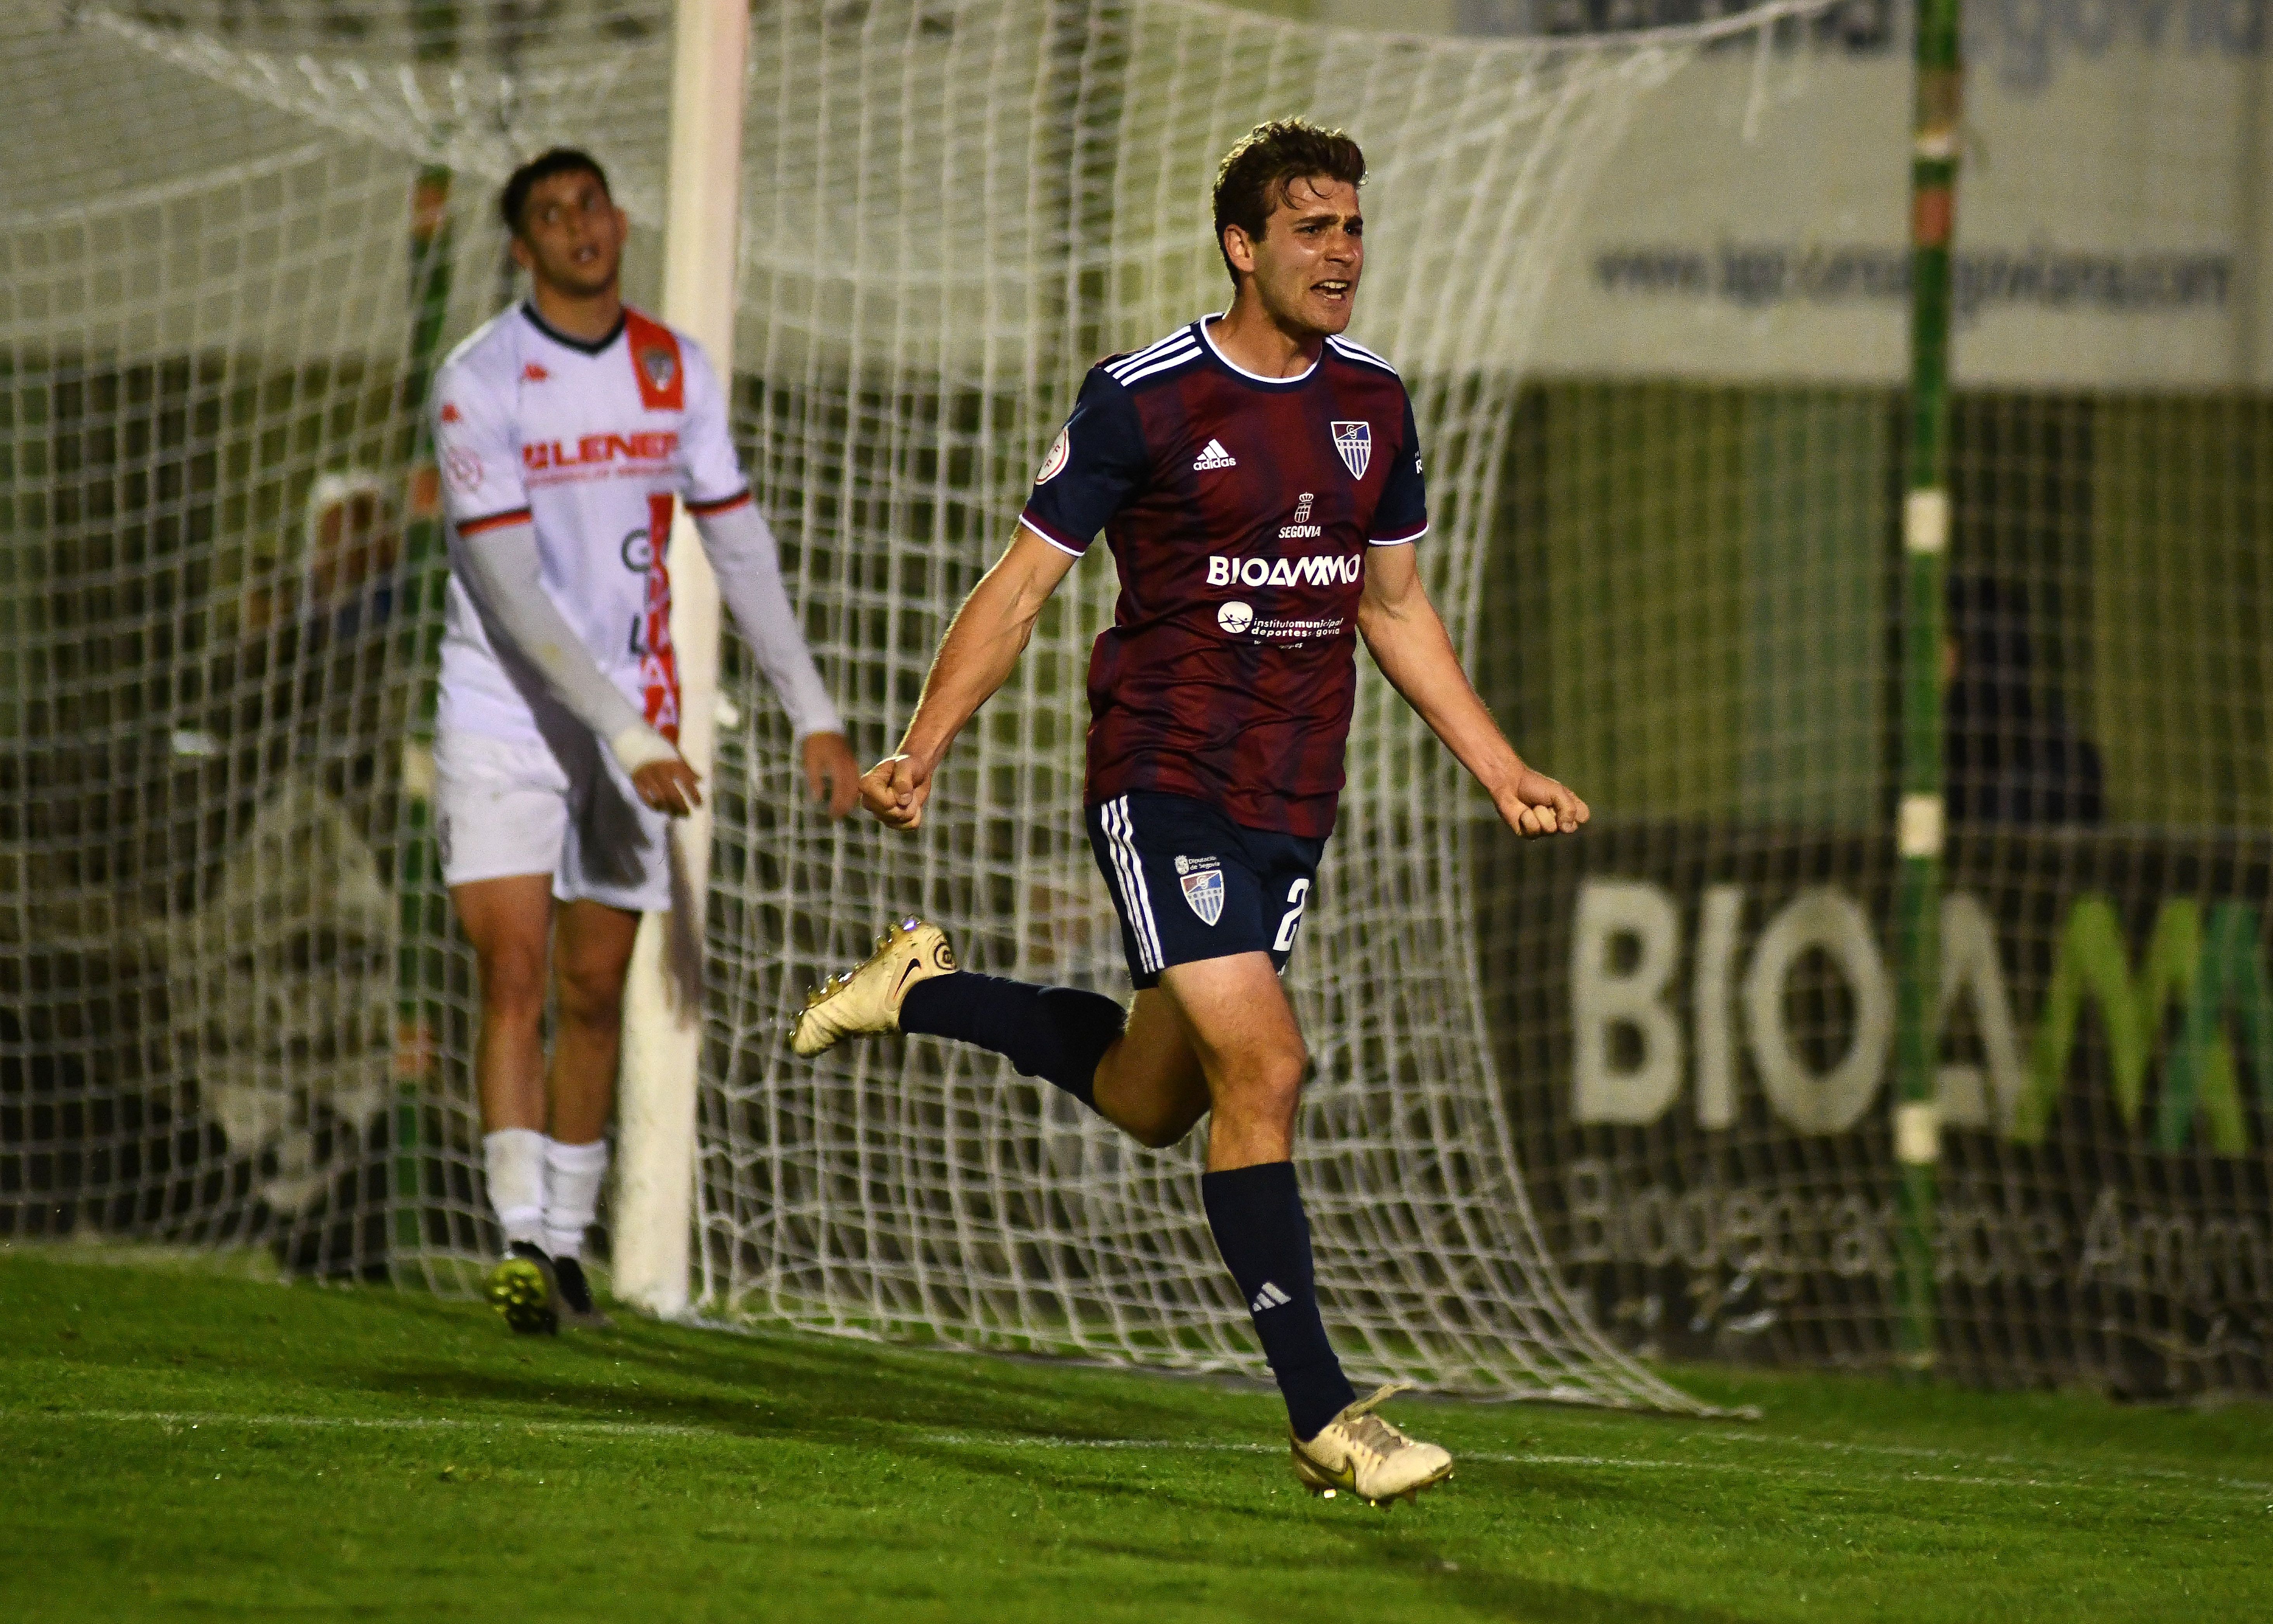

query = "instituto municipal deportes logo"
(1331, 420), (1371, 478)
(1217, 601), (1254, 634)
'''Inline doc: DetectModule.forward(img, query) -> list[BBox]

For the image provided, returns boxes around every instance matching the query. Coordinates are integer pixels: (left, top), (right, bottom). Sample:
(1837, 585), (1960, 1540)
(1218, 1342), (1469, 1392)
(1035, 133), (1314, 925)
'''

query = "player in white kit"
(432, 149), (860, 1333)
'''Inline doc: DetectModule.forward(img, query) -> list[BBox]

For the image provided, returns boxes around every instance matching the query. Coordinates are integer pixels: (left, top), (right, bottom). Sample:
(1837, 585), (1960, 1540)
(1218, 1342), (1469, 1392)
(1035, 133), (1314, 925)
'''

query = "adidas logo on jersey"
(1251, 1281), (1292, 1313)
(1193, 438), (1237, 471)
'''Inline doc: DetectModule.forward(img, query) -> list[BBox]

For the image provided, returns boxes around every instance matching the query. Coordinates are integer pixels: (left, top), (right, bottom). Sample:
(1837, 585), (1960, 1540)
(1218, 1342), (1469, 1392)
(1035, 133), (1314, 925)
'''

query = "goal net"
(5, 0), (1839, 1409)
(1474, 34), (2273, 1400)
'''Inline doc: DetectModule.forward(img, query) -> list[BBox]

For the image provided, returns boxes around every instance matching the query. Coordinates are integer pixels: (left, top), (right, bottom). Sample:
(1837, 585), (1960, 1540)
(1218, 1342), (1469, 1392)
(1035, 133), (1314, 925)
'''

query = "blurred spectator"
(230, 470), (409, 802)
(244, 470), (402, 646)
(1944, 574), (2103, 825)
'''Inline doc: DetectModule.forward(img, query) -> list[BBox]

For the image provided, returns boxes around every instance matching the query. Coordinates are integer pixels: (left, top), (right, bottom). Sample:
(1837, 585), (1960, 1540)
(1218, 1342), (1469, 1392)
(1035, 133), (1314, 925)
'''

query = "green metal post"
(1894, 0), (1963, 1369)
(392, 163), (458, 1260)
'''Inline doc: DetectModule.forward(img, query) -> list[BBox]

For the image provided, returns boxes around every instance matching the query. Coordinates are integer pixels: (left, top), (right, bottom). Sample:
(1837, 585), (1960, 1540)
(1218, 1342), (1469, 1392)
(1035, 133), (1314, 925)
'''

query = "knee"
(555, 956), (628, 1028)
(1127, 1100), (1208, 1151)
(479, 949), (549, 1030)
(1219, 1043), (1307, 1120)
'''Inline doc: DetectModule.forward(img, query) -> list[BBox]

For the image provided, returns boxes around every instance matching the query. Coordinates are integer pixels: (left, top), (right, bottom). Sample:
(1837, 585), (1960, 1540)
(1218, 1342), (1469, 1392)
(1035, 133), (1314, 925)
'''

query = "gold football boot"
(789, 917), (958, 1057)
(1289, 1385), (1454, 1506)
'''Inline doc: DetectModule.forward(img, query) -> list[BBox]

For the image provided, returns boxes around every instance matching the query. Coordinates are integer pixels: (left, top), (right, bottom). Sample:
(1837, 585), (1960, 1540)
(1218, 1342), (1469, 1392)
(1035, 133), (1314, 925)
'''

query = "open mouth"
(1313, 280), (1352, 302)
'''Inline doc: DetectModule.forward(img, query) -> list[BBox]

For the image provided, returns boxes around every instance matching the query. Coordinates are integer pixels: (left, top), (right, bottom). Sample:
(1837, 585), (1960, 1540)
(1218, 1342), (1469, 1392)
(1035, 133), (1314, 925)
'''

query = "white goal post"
(613, 0), (750, 1319)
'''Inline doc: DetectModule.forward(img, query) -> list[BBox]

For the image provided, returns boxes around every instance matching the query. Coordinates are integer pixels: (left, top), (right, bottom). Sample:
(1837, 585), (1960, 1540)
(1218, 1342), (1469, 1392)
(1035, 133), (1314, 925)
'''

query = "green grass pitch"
(2, 1252), (2266, 1621)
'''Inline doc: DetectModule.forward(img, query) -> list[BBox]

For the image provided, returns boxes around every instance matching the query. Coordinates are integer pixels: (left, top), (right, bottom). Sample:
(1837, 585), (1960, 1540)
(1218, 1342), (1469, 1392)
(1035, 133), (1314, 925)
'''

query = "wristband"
(610, 724), (680, 776)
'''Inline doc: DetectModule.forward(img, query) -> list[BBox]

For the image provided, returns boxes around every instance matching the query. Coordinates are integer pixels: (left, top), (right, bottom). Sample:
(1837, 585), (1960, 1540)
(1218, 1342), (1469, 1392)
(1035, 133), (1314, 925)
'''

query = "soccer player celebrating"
(433, 149), (859, 1334)
(792, 121), (1585, 1501)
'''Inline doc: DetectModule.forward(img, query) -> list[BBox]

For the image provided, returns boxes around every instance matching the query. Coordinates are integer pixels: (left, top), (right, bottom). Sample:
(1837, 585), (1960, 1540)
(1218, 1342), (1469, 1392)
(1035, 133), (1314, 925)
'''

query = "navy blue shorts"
(1085, 792), (1326, 990)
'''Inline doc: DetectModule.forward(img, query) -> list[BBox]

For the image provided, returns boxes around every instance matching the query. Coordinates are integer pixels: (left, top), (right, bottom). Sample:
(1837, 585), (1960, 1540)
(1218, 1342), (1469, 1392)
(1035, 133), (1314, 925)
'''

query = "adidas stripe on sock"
(1201, 1161), (1357, 1440)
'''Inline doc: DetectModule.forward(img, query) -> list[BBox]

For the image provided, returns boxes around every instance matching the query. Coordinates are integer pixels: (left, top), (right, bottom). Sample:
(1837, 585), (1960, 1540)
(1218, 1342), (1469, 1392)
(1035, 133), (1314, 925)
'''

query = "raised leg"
(1089, 988), (1212, 1149)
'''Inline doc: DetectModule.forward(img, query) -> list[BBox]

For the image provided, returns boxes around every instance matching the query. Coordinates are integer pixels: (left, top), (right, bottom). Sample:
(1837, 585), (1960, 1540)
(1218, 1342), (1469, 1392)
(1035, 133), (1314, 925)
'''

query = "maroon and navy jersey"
(1018, 317), (1427, 837)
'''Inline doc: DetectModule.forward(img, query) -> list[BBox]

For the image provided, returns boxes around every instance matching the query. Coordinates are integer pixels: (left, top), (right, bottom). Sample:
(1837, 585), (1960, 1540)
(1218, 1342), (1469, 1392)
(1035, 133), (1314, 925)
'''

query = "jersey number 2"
(1273, 879), (1311, 953)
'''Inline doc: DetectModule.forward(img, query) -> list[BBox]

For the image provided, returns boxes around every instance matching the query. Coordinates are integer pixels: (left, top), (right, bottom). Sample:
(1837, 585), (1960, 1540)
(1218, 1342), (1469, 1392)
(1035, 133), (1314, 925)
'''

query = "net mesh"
(4, 0), (1854, 1408)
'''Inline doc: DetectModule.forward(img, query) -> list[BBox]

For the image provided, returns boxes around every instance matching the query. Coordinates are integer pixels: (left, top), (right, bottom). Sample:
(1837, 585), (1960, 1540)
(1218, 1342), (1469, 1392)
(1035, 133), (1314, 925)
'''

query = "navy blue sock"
(898, 972), (1123, 1110)
(1201, 1161), (1356, 1440)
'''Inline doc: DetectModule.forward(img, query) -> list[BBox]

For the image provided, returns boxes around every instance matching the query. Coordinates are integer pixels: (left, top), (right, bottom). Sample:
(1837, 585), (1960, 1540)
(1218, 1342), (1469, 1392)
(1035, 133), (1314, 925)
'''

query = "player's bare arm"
(1358, 539), (1586, 839)
(861, 526), (1077, 829)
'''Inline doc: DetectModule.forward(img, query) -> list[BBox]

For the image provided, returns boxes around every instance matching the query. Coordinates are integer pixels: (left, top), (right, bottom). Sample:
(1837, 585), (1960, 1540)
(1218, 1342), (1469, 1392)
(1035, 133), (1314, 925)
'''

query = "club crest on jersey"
(1331, 421), (1371, 479)
(442, 447), (484, 495)
(1176, 858), (1226, 926)
(638, 345), (677, 393)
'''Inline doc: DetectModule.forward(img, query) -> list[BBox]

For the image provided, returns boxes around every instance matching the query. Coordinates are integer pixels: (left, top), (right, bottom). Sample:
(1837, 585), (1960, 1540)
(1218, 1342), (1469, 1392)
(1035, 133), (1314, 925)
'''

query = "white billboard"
(1524, 22), (2269, 388)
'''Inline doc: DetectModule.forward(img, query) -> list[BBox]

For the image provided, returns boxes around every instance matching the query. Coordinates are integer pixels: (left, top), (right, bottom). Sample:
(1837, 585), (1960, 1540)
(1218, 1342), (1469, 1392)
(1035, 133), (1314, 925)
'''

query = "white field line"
(915, 1433), (2273, 1498)
(2, 1409), (702, 1439)
(1694, 1428), (2273, 1494)
(1524, 1407), (2273, 1494)
(13, 1410), (2266, 1498)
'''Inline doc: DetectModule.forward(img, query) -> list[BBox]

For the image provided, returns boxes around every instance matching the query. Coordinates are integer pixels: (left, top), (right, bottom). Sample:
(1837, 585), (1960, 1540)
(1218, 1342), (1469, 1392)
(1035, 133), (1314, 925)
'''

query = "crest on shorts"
(639, 345), (677, 392)
(1331, 420), (1371, 479)
(1180, 867), (1225, 927)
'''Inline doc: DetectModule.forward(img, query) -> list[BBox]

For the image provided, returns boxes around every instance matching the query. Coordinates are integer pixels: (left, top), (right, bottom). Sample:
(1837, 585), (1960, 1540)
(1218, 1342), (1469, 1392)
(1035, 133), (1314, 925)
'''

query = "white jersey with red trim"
(433, 303), (753, 745)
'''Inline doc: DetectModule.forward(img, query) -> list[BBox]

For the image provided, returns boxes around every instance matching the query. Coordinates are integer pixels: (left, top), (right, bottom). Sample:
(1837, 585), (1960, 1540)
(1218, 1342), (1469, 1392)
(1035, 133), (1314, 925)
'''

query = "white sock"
(483, 1128), (547, 1248)
(542, 1137), (610, 1262)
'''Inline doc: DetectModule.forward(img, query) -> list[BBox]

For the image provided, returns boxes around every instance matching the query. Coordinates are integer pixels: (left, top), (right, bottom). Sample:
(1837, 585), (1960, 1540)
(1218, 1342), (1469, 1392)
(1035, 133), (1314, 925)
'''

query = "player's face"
(511, 171), (628, 301)
(1227, 175), (1364, 337)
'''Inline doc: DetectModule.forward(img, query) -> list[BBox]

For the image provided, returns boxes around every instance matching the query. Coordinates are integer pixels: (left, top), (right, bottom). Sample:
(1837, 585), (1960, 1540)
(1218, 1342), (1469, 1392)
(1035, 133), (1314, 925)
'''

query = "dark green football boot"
(485, 1241), (559, 1335)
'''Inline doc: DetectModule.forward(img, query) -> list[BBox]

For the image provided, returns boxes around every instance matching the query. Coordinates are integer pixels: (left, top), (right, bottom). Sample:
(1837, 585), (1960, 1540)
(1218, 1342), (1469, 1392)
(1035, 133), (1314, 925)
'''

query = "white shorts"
(433, 728), (673, 912)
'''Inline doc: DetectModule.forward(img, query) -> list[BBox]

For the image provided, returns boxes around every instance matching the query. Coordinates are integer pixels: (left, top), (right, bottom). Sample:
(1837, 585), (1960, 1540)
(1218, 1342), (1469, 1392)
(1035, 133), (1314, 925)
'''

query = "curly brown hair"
(1211, 120), (1367, 286)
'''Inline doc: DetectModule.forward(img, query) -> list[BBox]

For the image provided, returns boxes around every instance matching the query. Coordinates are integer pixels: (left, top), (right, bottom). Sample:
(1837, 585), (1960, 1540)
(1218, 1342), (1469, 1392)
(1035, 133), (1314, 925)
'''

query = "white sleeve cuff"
(1018, 514), (1087, 558)
(610, 723), (680, 776)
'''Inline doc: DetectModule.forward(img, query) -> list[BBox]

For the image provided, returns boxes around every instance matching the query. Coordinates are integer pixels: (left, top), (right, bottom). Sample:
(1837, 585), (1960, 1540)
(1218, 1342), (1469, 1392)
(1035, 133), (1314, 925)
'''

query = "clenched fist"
(861, 753), (935, 830)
